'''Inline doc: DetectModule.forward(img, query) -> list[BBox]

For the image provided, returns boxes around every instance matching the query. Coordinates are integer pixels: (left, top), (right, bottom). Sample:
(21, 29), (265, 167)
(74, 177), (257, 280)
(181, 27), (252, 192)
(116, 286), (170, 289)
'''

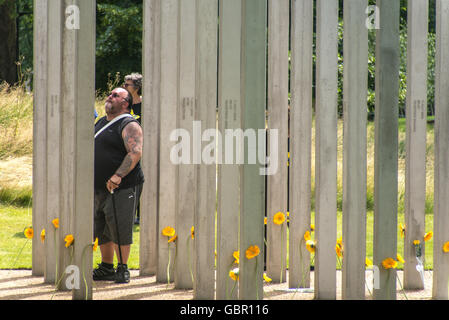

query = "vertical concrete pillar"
(140, 0), (160, 276)
(157, 0), (178, 283)
(175, 0), (196, 290)
(44, 0), (63, 285)
(239, 0), (266, 300)
(373, 0), (400, 300)
(341, 0), (368, 300)
(266, 0), (289, 284)
(314, 0), (338, 300)
(289, 0), (313, 289)
(69, 0), (95, 299)
(36, 0), (95, 298)
(32, 0), (48, 277)
(217, 0), (241, 300)
(433, 0), (449, 300)
(404, 0), (428, 290)
(193, 0), (218, 300)
(59, 0), (79, 291)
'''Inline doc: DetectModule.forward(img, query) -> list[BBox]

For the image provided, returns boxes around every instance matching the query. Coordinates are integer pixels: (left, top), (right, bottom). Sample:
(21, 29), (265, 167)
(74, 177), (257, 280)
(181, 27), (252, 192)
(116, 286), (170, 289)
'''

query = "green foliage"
(96, 1), (143, 92)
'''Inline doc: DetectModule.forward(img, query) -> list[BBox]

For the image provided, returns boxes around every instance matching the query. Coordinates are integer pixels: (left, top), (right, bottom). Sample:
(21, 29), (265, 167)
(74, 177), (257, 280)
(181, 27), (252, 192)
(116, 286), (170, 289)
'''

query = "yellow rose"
(273, 212), (286, 225)
(40, 229), (45, 243)
(64, 234), (74, 248)
(245, 245), (260, 260)
(24, 227), (33, 240)
(382, 258), (397, 270)
(162, 226), (176, 237)
(52, 218), (59, 229)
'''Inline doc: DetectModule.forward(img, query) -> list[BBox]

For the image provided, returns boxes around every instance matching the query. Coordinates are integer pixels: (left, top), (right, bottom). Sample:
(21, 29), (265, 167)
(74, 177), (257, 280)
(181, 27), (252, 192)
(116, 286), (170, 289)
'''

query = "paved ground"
(0, 269), (433, 300)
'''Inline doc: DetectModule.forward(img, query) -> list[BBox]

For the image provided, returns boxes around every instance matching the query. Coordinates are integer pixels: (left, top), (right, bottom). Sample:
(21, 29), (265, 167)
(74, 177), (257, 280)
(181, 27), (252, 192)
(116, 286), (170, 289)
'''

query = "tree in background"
(96, 0), (142, 93)
(0, 0), (18, 84)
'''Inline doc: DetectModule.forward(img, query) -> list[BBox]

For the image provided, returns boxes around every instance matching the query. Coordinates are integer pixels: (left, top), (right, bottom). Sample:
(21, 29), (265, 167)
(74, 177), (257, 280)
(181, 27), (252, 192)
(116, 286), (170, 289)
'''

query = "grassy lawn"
(1, 204), (434, 271)
(0, 204), (140, 269)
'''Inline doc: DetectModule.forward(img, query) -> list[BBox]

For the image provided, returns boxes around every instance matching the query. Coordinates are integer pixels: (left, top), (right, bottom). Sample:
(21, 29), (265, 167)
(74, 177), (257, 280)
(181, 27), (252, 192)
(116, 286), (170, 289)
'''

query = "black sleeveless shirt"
(94, 115), (145, 191)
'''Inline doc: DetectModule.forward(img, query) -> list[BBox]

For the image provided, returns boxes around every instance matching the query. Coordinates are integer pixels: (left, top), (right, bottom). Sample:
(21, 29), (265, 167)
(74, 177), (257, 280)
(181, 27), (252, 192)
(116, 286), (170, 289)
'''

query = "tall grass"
(0, 82), (33, 159)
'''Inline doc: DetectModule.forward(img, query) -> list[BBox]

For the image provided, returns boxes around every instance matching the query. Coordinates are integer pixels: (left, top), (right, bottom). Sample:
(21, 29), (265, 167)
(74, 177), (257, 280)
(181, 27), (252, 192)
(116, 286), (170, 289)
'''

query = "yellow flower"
(424, 232), (433, 242)
(337, 237), (343, 248)
(24, 227), (33, 239)
(443, 242), (449, 253)
(162, 226), (176, 237)
(310, 224), (315, 232)
(413, 240), (420, 246)
(233, 251), (239, 264)
(229, 268), (239, 281)
(365, 257), (373, 267)
(306, 240), (316, 253)
(168, 234), (178, 243)
(64, 234), (74, 248)
(273, 212), (286, 225)
(191, 226), (194, 239)
(245, 245), (260, 260)
(335, 244), (343, 258)
(263, 273), (272, 283)
(382, 258), (397, 270)
(304, 230), (311, 241)
(93, 237), (98, 251)
(286, 211), (290, 217)
(52, 218), (59, 229)
(264, 217), (267, 225)
(396, 254), (405, 263)
(399, 223), (405, 239)
(40, 229), (45, 243)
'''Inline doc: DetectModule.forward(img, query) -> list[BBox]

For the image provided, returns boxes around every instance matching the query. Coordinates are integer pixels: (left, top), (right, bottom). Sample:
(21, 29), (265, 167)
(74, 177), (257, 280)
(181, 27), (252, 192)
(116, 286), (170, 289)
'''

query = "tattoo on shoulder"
(123, 122), (143, 154)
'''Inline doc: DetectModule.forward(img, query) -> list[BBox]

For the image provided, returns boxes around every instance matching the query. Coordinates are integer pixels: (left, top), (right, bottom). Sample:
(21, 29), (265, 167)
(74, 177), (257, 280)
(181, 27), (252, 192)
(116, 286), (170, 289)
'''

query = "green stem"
(54, 232), (58, 287)
(187, 237), (194, 285)
(255, 258), (259, 300)
(167, 242), (171, 287)
(12, 239), (29, 268)
(81, 244), (91, 300)
(51, 246), (74, 300)
(229, 278), (238, 300)
(280, 224), (284, 283)
(226, 260), (235, 300)
(396, 272), (408, 300)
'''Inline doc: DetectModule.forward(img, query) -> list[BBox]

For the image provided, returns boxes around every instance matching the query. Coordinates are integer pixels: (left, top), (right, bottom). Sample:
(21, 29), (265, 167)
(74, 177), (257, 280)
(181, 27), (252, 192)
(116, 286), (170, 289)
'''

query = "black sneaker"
(115, 264), (130, 283)
(93, 263), (115, 281)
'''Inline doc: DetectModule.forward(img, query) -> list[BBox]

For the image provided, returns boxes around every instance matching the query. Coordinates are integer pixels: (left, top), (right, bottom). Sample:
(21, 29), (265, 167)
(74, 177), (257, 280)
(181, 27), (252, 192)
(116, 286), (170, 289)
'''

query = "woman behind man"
(124, 73), (142, 124)
(124, 73), (143, 224)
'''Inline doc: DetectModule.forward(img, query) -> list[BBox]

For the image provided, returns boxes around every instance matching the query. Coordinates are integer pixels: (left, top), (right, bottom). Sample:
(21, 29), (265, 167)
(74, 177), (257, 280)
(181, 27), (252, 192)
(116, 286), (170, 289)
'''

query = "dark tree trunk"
(0, 0), (17, 85)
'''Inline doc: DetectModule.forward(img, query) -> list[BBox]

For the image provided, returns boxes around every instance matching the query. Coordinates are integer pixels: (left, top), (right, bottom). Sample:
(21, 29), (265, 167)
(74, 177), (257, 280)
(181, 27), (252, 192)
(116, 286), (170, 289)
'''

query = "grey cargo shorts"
(94, 186), (138, 246)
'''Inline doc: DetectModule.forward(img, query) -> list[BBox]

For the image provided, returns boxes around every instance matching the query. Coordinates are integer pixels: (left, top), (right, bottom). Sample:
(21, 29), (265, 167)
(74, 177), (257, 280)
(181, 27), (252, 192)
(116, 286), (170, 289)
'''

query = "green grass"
(1, 204), (434, 270)
(0, 205), (33, 269)
(0, 185), (33, 207)
(0, 204), (140, 269)
(283, 210), (434, 271)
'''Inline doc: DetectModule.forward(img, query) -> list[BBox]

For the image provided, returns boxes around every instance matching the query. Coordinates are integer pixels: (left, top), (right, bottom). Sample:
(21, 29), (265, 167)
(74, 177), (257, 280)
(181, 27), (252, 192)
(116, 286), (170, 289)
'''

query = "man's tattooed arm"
(116, 121), (143, 178)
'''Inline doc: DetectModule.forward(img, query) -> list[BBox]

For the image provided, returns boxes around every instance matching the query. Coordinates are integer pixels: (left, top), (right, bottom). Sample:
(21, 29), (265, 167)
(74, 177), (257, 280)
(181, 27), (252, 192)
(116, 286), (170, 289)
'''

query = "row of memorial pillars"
(140, 0), (267, 300)
(32, 0), (95, 300)
(31, 0), (449, 300)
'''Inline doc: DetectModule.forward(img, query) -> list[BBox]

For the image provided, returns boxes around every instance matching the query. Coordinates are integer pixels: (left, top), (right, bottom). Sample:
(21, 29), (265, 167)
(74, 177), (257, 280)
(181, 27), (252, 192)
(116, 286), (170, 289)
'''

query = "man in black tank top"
(93, 87), (144, 283)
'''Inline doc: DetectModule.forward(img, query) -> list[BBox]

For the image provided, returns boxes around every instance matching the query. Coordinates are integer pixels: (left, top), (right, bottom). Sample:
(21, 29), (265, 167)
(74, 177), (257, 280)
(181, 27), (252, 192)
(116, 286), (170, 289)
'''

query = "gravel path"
(0, 269), (433, 300)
